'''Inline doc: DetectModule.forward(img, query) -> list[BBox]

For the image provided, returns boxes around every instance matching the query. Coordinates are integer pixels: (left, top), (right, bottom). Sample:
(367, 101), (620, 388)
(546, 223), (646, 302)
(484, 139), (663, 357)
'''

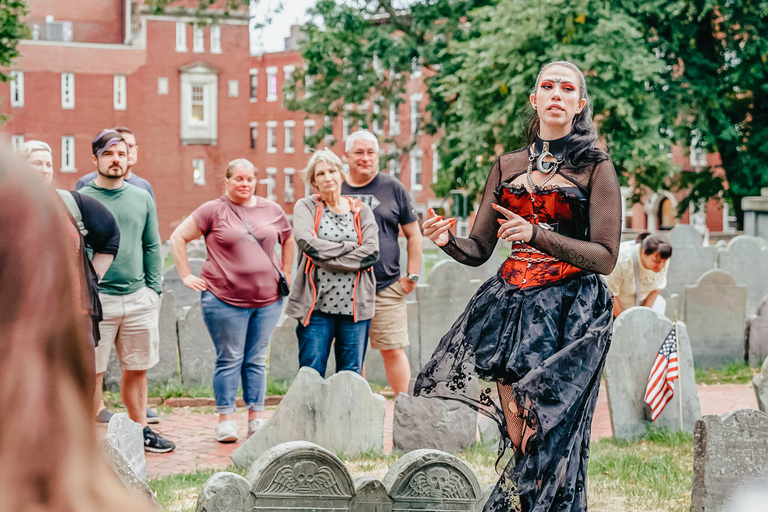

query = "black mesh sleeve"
(440, 159), (503, 266)
(76, 192), (121, 256)
(528, 159), (622, 275)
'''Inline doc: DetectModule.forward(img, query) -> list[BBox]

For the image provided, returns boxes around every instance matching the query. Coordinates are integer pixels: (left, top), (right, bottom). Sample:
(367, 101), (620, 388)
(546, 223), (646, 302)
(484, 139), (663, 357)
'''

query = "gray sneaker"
(96, 408), (113, 423)
(247, 418), (266, 438)
(216, 420), (239, 443)
(146, 407), (160, 424)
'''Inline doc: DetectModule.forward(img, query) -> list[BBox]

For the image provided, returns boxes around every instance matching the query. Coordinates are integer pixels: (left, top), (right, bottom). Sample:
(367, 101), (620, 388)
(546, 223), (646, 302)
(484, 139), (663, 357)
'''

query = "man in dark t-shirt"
(341, 130), (422, 397)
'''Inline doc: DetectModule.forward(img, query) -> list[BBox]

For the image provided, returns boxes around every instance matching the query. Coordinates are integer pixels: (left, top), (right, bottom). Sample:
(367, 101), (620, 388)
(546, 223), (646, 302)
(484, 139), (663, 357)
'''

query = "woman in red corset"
(415, 61), (621, 512)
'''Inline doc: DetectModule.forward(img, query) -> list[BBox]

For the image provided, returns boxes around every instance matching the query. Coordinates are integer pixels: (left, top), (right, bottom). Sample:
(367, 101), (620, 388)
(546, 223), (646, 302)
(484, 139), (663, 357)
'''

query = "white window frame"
(283, 64), (296, 102)
(304, 119), (315, 153)
(304, 66), (314, 97)
(372, 101), (383, 135)
(410, 147), (423, 191)
(193, 25), (205, 53)
(193, 158), (206, 185)
(113, 74), (127, 111)
(210, 24), (221, 54)
(284, 120), (295, 153)
(157, 77), (169, 95)
(10, 71), (24, 108)
(410, 93), (423, 136)
(249, 68), (258, 103)
(228, 79), (239, 98)
(266, 66), (278, 102)
(249, 122), (258, 150)
(432, 143), (440, 184)
(411, 56), (422, 78)
(189, 83), (209, 126)
(264, 167), (277, 200)
(175, 21), (187, 52)
(388, 152), (400, 178)
(11, 135), (24, 152)
(389, 102), (400, 136)
(266, 120), (277, 153)
(61, 136), (76, 173)
(342, 109), (353, 141)
(61, 73), (75, 109)
(284, 167), (295, 203)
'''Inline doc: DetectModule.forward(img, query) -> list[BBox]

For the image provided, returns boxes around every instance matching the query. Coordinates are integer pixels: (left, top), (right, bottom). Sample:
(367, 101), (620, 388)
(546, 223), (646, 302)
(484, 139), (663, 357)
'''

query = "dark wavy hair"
(525, 61), (608, 167)
(636, 232), (673, 259)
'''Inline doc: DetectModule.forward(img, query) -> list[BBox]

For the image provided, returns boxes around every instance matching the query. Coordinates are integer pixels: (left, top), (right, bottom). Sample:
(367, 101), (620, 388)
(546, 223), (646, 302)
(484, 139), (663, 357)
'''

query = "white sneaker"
(215, 420), (239, 443)
(248, 418), (266, 438)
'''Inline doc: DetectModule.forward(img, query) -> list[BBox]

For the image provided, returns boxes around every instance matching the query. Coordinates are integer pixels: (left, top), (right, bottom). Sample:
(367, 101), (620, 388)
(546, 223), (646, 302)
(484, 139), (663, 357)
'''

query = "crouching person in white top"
(605, 232), (672, 317)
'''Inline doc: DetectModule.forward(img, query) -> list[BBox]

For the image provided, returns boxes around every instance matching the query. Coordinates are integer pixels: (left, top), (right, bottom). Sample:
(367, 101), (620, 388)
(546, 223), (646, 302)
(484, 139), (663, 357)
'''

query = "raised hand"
(422, 208), (456, 247)
(492, 203), (533, 243)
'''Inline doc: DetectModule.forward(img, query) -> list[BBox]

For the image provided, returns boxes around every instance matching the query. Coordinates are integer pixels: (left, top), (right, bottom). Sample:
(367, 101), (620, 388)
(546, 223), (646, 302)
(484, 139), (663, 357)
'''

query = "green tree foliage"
(0, 1), (29, 94)
(625, 0), (768, 226)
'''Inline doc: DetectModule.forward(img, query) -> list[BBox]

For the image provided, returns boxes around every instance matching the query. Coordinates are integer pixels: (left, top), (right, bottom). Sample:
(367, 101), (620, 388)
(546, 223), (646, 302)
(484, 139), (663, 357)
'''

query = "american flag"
(644, 326), (679, 421)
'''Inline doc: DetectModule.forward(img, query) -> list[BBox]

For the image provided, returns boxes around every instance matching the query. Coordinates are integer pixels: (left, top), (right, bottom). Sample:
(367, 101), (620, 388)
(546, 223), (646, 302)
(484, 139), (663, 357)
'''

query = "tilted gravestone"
(105, 413), (147, 482)
(665, 224), (717, 310)
(393, 379), (477, 454)
(196, 471), (252, 512)
(692, 409), (768, 512)
(416, 260), (482, 368)
(231, 368), (387, 467)
(162, 258), (205, 312)
(684, 269), (747, 369)
(746, 295), (768, 368)
(100, 440), (159, 508)
(717, 236), (768, 316)
(178, 301), (215, 387)
(753, 358), (768, 413)
(605, 307), (700, 439)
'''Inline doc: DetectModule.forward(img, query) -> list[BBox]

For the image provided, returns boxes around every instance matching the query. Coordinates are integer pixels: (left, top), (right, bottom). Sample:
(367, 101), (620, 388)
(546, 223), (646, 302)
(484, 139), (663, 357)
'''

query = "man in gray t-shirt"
(341, 130), (422, 397)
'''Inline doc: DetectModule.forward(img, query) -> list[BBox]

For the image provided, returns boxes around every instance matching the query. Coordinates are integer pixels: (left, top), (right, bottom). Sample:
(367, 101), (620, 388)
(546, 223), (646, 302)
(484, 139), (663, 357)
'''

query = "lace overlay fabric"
(414, 147), (619, 512)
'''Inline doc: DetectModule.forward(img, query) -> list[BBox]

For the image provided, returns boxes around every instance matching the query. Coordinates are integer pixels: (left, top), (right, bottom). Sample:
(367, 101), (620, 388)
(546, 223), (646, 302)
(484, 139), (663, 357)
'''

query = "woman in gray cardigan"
(286, 149), (379, 377)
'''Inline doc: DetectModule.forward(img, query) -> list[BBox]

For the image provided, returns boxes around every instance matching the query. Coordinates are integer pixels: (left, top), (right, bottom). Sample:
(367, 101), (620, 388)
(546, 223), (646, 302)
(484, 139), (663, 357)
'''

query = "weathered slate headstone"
(382, 449), (482, 511)
(692, 409), (768, 512)
(393, 379), (477, 454)
(753, 358), (768, 413)
(105, 413), (147, 481)
(363, 300), (421, 387)
(178, 301), (215, 387)
(723, 465), (768, 512)
(100, 440), (159, 508)
(605, 307), (700, 438)
(147, 290), (179, 385)
(351, 477), (393, 512)
(717, 236), (768, 315)
(478, 416), (501, 451)
(746, 294), (768, 367)
(245, 441), (355, 511)
(684, 269), (747, 369)
(231, 368), (387, 467)
(162, 258), (205, 311)
(196, 471), (252, 512)
(266, 315), (300, 383)
(666, 224), (717, 303)
(417, 261), (482, 368)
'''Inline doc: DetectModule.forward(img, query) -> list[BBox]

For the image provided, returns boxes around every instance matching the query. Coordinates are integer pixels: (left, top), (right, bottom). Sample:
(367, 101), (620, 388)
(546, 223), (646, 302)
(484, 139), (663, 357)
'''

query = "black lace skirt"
(413, 271), (613, 512)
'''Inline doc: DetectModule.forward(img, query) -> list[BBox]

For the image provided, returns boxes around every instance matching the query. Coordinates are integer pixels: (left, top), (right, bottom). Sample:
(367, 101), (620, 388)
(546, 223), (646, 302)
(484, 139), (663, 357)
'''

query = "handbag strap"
(631, 242), (641, 307)
(225, 200), (284, 278)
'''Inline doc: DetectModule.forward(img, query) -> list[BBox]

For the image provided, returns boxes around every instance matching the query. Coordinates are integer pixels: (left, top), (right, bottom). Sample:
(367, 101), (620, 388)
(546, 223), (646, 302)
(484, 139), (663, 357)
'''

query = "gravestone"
(162, 258), (205, 311)
(666, 224), (717, 304)
(393, 379), (477, 454)
(717, 236), (768, 315)
(466, 247), (503, 282)
(478, 416), (501, 451)
(147, 290), (180, 385)
(684, 269), (747, 369)
(746, 295), (768, 367)
(100, 440), (159, 508)
(752, 358), (768, 413)
(231, 368), (387, 467)
(351, 477), (393, 512)
(691, 409), (768, 512)
(178, 301), (215, 387)
(105, 413), (147, 482)
(363, 300), (421, 387)
(104, 346), (122, 391)
(197, 471), (252, 512)
(382, 449), (482, 511)
(605, 307), (700, 438)
(159, 240), (172, 270)
(398, 238), (426, 282)
(417, 261), (482, 368)
(266, 315), (300, 383)
(245, 441), (355, 511)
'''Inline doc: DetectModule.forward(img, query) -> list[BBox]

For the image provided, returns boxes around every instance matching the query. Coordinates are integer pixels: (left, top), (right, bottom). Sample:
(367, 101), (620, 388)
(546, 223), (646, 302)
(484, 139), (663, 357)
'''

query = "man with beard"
(79, 130), (174, 453)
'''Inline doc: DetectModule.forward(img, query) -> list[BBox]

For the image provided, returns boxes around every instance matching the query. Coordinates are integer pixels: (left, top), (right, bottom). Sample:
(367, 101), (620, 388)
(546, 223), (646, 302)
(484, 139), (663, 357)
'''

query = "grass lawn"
(149, 426), (693, 512)
(694, 361), (759, 385)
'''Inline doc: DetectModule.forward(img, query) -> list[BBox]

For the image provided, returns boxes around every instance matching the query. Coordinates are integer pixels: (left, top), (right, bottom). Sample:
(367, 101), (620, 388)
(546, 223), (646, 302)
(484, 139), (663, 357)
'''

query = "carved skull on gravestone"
(426, 467), (451, 498)
(292, 461), (319, 486)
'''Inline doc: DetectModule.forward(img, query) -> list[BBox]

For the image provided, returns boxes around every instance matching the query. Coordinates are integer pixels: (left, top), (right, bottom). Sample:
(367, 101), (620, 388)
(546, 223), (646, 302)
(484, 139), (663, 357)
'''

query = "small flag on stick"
(644, 325), (679, 421)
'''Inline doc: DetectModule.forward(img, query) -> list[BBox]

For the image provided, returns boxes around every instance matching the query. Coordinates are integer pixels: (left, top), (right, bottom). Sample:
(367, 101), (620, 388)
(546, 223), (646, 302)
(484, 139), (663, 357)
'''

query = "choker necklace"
(527, 133), (569, 191)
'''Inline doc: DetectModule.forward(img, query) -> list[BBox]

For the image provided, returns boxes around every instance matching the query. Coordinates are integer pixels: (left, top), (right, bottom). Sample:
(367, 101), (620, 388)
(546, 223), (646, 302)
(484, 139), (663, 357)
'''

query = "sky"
(250, 0), (317, 53)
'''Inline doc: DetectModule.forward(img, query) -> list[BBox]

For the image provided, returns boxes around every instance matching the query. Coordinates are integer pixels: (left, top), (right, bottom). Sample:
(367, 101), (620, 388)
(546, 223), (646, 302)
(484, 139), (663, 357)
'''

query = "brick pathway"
(140, 383), (758, 480)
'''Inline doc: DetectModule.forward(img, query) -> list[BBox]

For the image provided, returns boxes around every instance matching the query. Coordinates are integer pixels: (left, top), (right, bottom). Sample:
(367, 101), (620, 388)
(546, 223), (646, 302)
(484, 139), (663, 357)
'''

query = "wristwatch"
(407, 273), (419, 283)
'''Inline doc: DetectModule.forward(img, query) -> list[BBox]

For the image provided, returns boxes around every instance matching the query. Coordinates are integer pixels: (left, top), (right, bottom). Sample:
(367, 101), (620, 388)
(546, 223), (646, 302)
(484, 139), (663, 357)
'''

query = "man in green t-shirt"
(79, 129), (174, 453)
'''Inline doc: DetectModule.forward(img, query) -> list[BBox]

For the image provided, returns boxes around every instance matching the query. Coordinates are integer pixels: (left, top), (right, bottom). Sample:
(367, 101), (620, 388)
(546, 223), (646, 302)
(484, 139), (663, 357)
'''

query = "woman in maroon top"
(170, 158), (295, 443)
(416, 62), (621, 511)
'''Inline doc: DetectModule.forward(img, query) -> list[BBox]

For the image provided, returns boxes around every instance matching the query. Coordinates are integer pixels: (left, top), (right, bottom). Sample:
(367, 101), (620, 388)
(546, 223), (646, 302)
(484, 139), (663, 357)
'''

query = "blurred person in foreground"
(170, 158), (295, 443)
(0, 147), (150, 512)
(286, 149), (379, 378)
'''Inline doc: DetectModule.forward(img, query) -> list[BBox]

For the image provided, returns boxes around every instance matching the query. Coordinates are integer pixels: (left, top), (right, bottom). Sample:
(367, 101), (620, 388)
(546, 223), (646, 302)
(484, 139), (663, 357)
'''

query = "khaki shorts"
(369, 280), (410, 350)
(95, 286), (160, 373)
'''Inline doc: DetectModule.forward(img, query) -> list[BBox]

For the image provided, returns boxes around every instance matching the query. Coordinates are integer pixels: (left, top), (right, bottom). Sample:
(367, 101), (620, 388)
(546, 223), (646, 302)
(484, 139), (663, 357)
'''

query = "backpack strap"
(56, 189), (88, 237)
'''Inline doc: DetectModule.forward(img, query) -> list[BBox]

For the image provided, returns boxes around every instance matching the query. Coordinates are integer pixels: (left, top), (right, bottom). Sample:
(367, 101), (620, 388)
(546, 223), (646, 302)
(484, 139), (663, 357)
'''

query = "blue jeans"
(201, 291), (283, 414)
(296, 311), (370, 378)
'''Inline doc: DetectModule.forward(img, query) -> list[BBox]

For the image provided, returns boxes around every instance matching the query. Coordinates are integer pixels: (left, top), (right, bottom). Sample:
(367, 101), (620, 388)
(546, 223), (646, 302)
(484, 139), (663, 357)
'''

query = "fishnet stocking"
(497, 382), (536, 455)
